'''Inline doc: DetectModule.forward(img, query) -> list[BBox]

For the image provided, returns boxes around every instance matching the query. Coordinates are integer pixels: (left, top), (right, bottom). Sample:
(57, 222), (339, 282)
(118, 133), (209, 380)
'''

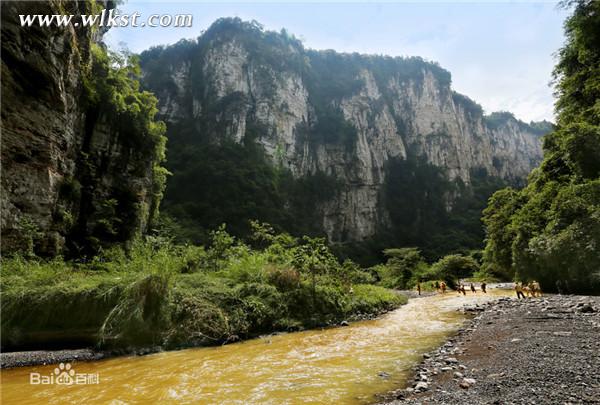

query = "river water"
(1, 290), (507, 404)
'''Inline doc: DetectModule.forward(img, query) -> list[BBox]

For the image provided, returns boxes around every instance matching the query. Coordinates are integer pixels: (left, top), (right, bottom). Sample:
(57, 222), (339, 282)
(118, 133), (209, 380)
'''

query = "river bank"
(1, 291), (499, 404)
(1, 235), (406, 357)
(381, 294), (600, 404)
(0, 295), (404, 370)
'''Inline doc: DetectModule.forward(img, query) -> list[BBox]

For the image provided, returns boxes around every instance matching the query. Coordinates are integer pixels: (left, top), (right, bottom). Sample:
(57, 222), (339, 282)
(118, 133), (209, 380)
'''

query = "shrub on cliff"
(71, 43), (168, 255)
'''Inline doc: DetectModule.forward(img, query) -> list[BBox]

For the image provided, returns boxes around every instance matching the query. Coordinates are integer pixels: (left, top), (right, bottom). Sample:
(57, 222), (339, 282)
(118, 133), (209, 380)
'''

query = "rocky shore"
(380, 294), (600, 404)
(0, 349), (108, 369)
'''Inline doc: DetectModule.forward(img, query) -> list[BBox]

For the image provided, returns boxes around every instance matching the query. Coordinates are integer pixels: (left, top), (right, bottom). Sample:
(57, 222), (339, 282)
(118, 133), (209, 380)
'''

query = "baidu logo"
(30, 362), (100, 385)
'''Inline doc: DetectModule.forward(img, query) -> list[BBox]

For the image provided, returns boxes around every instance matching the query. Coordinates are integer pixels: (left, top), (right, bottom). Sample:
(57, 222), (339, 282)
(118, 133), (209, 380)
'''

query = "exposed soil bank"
(380, 294), (600, 404)
(0, 303), (401, 370)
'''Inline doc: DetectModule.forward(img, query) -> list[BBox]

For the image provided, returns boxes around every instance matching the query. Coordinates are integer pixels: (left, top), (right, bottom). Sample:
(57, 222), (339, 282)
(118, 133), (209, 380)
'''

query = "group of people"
(415, 281), (487, 295)
(455, 282), (487, 295)
(415, 280), (543, 298)
(514, 281), (542, 299)
(416, 281), (441, 295)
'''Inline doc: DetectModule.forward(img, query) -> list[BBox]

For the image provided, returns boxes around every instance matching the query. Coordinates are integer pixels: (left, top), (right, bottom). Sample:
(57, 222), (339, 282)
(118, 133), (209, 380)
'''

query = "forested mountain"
(0, 1), (167, 257)
(482, 0), (600, 293)
(140, 18), (549, 263)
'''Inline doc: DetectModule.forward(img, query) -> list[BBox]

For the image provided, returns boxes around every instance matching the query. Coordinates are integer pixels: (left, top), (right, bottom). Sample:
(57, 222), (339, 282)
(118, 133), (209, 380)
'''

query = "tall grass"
(1, 226), (405, 351)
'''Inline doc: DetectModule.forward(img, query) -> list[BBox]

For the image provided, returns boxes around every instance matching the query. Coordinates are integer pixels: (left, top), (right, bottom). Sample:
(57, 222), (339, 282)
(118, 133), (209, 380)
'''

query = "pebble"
(415, 382), (429, 392)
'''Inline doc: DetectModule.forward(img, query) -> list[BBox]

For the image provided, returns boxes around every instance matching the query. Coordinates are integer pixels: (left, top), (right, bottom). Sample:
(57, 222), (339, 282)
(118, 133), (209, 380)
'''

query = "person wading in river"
(481, 282), (487, 293)
(416, 281), (421, 296)
(515, 282), (526, 299)
(470, 283), (476, 294)
(440, 281), (446, 294)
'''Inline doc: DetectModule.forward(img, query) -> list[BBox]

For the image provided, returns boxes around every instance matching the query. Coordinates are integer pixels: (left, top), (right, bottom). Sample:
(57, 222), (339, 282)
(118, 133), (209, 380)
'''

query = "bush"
(267, 266), (300, 291)
(376, 248), (429, 289)
(348, 285), (407, 315)
(430, 254), (480, 289)
(99, 273), (171, 347)
(166, 293), (232, 347)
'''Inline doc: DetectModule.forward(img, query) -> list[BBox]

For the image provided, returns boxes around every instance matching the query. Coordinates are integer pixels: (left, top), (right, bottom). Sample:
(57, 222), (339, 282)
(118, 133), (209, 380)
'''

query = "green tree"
(481, 188), (522, 279)
(292, 236), (339, 307)
(379, 248), (427, 289)
(482, 0), (600, 293)
(431, 255), (480, 289)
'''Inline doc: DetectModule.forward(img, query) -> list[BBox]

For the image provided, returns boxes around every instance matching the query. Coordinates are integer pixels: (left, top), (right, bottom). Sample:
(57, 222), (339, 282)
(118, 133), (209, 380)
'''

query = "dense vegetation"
(160, 132), (340, 245)
(482, 0), (600, 294)
(161, 130), (510, 265)
(335, 157), (510, 265)
(485, 111), (554, 136)
(1, 222), (405, 351)
(371, 247), (485, 292)
(64, 43), (167, 256)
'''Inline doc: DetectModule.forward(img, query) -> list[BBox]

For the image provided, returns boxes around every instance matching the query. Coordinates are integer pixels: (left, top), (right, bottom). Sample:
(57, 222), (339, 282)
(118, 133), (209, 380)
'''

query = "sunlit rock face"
(141, 18), (547, 244)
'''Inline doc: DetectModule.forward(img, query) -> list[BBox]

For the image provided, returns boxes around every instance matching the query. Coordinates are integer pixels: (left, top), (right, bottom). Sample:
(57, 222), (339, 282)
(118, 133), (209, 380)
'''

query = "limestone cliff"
(1, 1), (164, 256)
(140, 18), (547, 251)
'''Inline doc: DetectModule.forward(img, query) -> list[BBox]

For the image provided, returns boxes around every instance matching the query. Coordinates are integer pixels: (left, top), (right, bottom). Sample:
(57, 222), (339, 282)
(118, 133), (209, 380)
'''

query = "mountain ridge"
(140, 17), (549, 262)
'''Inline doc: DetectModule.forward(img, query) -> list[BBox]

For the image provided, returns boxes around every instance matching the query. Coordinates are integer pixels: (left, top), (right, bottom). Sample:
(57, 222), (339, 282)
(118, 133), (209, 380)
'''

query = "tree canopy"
(482, 0), (600, 293)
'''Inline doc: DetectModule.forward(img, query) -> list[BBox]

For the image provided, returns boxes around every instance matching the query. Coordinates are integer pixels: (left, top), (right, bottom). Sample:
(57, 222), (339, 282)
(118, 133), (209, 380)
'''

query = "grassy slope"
(1, 235), (405, 351)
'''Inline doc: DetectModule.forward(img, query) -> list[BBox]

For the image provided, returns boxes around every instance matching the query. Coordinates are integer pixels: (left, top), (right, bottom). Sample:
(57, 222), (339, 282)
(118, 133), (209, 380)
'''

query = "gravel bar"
(379, 294), (600, 404)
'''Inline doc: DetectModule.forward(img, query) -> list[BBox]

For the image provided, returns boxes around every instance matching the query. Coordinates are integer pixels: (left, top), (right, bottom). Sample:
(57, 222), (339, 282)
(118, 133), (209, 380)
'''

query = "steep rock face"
(1, 1), (158, 256)
(1, 1), (86, 254)
(141, 18), (546, 245)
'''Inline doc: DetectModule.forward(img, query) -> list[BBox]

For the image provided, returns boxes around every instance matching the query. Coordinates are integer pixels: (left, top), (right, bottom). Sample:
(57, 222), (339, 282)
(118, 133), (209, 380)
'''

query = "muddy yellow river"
(1, 290), (507, 404)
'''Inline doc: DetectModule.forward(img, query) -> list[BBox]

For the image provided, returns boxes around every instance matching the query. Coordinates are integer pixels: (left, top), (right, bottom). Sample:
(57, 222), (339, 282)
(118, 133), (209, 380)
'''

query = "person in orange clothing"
(515, 282), (525, 299)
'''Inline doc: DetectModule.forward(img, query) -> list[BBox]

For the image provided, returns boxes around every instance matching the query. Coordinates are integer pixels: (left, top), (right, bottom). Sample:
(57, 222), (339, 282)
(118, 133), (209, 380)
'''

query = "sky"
(105, 1), (569, 123)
